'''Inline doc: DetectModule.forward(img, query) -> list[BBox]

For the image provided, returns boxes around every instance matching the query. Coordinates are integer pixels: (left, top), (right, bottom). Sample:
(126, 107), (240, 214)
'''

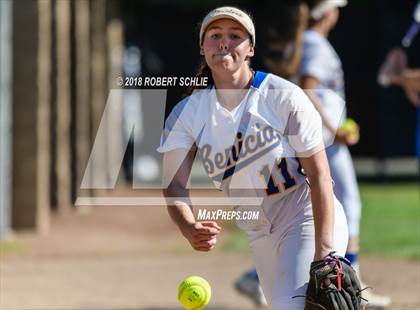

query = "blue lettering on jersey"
(199, 123), (282, 181)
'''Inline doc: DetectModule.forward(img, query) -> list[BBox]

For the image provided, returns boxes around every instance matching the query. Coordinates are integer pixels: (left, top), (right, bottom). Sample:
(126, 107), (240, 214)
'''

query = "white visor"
(311, 0), (347, 20)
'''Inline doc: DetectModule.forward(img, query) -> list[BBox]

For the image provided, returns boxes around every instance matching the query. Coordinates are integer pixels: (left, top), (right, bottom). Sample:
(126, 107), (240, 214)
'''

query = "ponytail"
(183, 58), (214, 98)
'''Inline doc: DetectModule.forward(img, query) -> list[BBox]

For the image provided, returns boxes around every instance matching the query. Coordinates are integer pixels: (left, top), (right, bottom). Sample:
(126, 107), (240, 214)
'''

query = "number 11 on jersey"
(259, 158), (297, 195)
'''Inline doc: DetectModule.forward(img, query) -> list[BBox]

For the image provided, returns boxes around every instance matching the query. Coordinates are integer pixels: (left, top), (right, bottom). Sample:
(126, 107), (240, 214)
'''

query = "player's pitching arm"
(163, 148), (221, 252)
(299, 149), (335, 261)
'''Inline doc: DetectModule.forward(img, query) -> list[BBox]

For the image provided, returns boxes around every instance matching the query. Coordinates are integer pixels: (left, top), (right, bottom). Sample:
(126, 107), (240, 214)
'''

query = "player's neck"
(212, 66), (253, 111)
(212, 66), (253, 90)
(311, 25), (330, 38)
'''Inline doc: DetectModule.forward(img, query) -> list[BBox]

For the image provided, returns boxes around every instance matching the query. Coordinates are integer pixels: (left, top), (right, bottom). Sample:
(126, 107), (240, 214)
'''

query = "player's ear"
(247, 45), (255, 57)
(200, 47), (205, 55)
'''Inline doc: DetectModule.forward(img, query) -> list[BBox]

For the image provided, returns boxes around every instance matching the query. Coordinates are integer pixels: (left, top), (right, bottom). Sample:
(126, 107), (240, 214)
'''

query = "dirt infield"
(1, 204), (419, 310)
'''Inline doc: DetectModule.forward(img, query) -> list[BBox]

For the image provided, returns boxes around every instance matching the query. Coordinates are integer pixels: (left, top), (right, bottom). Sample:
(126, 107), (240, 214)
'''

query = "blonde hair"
(183, 60), (214, 97)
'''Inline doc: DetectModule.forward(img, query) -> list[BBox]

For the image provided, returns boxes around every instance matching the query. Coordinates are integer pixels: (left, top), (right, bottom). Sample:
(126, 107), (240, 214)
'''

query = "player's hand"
(314, 249), (333, 261)
(335, 128), (359, 146)
(183, 221), (221, 252)
(389, 69), (420, 107)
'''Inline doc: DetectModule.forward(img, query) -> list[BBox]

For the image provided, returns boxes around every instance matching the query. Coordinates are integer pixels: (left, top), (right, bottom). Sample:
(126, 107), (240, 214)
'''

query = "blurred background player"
(235, 0), (392, 308)
(379, 0), (420, 158)
(378, 47), (420, 106)
(388, 66), (420, 158)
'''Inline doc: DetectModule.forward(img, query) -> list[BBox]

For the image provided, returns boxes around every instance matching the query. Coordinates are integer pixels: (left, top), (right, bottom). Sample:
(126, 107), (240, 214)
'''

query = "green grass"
(221, 221), (249, 252)
(359, 182), (420, 260)
(0, 240), (29, 256)
(222, 182), (420, 260)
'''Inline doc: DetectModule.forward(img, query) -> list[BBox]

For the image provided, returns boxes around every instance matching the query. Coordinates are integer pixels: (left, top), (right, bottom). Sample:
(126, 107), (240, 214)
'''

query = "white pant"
(326, 142), (361, 239)
(242, 184), (348, 309)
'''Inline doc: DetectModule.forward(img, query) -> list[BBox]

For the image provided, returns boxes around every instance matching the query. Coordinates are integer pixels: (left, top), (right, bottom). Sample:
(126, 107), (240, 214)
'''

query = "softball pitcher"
(158, 7), (351, 309)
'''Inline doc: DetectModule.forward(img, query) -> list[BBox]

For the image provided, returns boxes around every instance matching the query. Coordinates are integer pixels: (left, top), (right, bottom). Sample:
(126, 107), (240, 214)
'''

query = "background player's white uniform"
(158, 71), (348, 309)
(300, 30), (361, 241)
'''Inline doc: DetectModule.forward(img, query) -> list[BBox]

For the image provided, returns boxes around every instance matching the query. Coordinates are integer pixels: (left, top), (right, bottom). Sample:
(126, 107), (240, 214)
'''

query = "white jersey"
(158, 72), (324, 228)
(300, 30), (346, 131)
(158, 72), (349, 308)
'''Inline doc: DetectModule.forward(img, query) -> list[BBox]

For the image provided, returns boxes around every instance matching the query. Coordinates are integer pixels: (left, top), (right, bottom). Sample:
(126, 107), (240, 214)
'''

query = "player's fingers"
(403, 69), (420, 79)
(193, 237), (217, 248)
(404, 88), (420, 106)
(192, 241), (216, 251)
(196, 237), (217, 246)
(194, 221), (221, 231)
(194, 234), (216, 242)
(189, 239), (206, 251)
(203, 238), (217, 246)
(191, 244), (208, 252)
(346, 134), (359, 146)
(388, 74), (403, 86)
(200, 221), (222, 230)
(193, 225), (220, 236)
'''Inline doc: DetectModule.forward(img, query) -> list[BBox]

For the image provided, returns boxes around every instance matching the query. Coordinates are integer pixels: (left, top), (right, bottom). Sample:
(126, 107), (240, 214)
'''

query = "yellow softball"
(178, 276), (211, 310)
